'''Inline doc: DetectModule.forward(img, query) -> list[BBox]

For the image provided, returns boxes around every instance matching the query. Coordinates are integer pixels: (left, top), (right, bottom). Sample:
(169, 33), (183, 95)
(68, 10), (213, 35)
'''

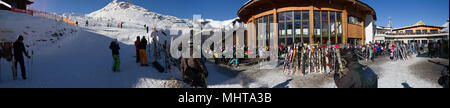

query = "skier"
(228, 46), (239, 68)
(181, 41), (209, 88)
(85, 20), (89, 27)
(12, 35), (31, 80)
(139, 37), (149, 66)
(134, 36), (141, 63)
(109, 39), (120, 72)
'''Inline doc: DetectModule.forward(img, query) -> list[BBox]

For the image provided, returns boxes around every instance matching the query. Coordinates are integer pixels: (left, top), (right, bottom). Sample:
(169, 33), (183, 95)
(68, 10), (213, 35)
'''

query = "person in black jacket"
(109, 39), (121, 72)
(139, 37), (149, 66)
(13, 35), (31, 80)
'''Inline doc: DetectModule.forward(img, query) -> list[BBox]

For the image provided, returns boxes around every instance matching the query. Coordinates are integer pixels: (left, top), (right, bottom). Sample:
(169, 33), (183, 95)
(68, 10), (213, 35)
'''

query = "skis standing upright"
(336, 45), (344, 76)
(289, 44), (297, 75)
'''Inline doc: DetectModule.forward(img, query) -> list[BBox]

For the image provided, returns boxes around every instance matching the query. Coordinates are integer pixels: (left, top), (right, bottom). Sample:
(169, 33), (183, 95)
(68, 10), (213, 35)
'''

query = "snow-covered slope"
(61, 0), (244, 45)
(0, 9), (249, 88)
(86, 0), (191, 29)
(0, 0), (253, 88)
(66, 0), (244, 30)
(0, 10), (77, 50)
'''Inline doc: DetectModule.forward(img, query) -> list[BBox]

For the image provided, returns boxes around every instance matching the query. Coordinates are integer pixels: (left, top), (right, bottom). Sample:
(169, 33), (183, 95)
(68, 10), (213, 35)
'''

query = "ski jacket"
(139, 38), (148, 49)
(109, 42), (120, 55)
(13, 41), (28, 60)
(134, 40), (140, 50)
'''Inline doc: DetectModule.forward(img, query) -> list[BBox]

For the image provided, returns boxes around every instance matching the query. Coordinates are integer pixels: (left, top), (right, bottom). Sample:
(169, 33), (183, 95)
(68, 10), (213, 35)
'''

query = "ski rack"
(282, 44), (343, 77)
(281, 42), (420, 77)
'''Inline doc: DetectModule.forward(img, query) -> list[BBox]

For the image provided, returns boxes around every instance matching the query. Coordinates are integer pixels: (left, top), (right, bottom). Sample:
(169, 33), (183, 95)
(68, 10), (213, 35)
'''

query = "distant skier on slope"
(135, 36), (141, 63)
(109, 39), (121, 72)
(181, 41), (209, 88)
(12, 35), (31, 80)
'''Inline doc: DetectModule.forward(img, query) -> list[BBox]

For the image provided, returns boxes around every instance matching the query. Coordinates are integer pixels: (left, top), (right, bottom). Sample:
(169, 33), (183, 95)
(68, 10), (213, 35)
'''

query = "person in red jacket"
(372, 46), (376, 61)
(135, 36), (140, 63)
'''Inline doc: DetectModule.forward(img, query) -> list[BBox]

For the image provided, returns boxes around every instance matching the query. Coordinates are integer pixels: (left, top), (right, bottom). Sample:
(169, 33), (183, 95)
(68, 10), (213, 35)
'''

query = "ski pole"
(30, 50), (33, 80)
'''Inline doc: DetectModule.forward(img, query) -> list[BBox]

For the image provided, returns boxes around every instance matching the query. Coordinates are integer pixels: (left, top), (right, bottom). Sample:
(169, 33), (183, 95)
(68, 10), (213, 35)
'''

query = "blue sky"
(29, 0), (449, 28)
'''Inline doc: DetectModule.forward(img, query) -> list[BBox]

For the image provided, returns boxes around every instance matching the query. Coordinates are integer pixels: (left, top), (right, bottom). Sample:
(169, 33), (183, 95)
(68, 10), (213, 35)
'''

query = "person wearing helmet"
(13, 35), (31, 80)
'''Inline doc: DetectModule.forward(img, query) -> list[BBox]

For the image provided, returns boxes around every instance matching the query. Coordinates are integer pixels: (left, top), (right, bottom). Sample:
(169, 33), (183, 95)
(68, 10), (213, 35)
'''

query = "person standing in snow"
(135, 36), (141, 63)
(12, 35), (31, 80)
(139, 37), (149, 66)
(109, 39), (121, 72)
(86, 20), (89, 27)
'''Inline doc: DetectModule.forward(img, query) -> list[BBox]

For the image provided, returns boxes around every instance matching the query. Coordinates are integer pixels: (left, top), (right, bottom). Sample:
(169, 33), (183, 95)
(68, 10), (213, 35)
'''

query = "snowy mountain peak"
(86, 0), (184, 28)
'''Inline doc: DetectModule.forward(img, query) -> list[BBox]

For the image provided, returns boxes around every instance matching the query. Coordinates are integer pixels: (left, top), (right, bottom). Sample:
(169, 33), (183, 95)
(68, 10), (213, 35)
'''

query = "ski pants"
(112, 55), (120, 71)
(14, 58), (26, 79)
(139, 49), (148, 65)
(229, 58), (238, 66)
(136, 49), (140, 62)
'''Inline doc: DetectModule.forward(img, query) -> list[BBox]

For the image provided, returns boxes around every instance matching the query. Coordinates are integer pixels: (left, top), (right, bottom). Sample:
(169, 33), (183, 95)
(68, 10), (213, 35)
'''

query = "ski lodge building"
(375, 21), (448, 44)
(238, 0), (377, 46)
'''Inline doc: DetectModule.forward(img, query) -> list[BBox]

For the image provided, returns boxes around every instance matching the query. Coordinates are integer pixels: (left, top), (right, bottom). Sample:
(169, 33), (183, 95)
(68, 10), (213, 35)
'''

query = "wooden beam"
(342, 6), (348, 44)
(361, 20), (365, 45)
(309, 6), (314, 45)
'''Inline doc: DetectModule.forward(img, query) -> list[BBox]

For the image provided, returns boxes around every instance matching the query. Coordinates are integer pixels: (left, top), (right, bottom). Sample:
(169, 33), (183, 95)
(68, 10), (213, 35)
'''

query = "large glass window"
(321, 11), (329, 44)
(430, 29), (438, 34)
(337, 12), (343, 44)
(267, 15), (273, 46)
(286, 12), (293, 45)
(294, 11), (301, 44)
(348, 16), (360, 25)
(302, 11), (310, 44)
(254, 14), (274, 48)
(314, 11), (321, 44)
(273, 10), (344, 45)
(406, 30), (413, 34)
(278, 12), (286, 46)
(422, 30), (428, 34)
(330, 11), (336, 45)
